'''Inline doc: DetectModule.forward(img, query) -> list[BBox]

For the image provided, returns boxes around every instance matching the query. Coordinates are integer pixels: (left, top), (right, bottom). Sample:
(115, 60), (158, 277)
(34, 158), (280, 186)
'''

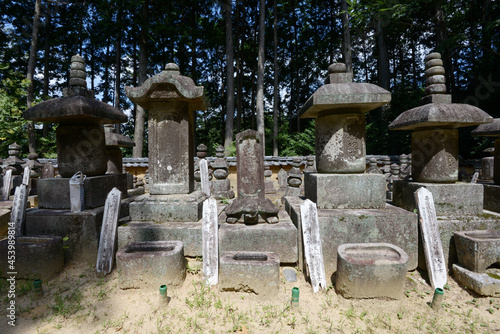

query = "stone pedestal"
(392, 180), (483, 216)
(37, 174), (128, 209)
(304, 173), (386, 209)
(483, 183), (500, 212)
(453, 264), (500, 296)
(285, 196), (418, 283)
(482, 157), (494, 180)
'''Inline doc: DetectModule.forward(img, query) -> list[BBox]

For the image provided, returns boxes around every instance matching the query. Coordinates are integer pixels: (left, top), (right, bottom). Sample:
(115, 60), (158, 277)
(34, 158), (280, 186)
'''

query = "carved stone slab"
(202, 198), (218, 286)
(2, 169), (12, 200)
(96, 187), (122, 278)
(414, 187), (447, 289)
(300, 199), (327, 293)
(11, 185), (28, 236)
(22, 166), (30, 186)
(200, 159), (211, 196)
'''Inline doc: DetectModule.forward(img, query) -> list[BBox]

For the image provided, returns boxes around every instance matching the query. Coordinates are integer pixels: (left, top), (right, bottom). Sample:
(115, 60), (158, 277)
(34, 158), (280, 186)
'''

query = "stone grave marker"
(11, 184), (28, 236)
(41, 163), (55, 179)
(470, 172), (479, 184)
(300, 199), (327, 293)
(96, 187), (122, 278)
(2, 169), (12, 200)
(22, 166), (30, 186)
(200, 159), (211, 196)
(202, 198), (218, 286)
(414, 187), (447, 289)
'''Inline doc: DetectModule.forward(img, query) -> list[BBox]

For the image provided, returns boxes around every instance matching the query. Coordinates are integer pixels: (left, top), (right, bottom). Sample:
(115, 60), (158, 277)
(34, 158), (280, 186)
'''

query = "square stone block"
(116, 241), (186, 289)
(219, 251), (280, 297)
(129, 191), (207, 222)
(453, 230), (500, 273)
(484, 184), (500, 213)
(393, 181), (483, 216)
(285, 197), (417, 283)
(218, 210), (297, 264)
(25, 197), (132, 264)
(37, 174), (128, 209)
(304, 173), (386, 209)
(453, 264), (500, 297)
(118, 221), (202, 257)
(417, 214), (500, 272)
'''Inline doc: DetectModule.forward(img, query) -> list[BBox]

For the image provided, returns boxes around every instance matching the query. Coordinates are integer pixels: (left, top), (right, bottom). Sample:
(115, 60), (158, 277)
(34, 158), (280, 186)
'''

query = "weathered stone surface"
(219, 210), (297, 263)
(219, 251), (280, 297)
(283, 268), (297, 282)
(199, 159), (210, 196)
(315, 113), (366, 173)
(96, 188), (122, 278)
(304, 173), (386, 209)
(41, 163), (55, 178)
(11, 184), (28, 236)
(411, 128), (458, 182)
(415, 187), (447, 290)
(0, 235), (64, 281)
(202, 198), (218, 286)
(0, 209), (10, 236)
(25, 198), (132, 264)
(37, 174), (128, 209)
(2, 169), (12, 200)
(118, 221), (202, 257)
(105, 125), (135, 174)
(484, 184), (500, 213)
(453, 264), (500, 296)
(482, 156), (494, 181)
(116, 241), (186, 289)
(454, 230), (500, 273)
(392, 181), (483, 216)
(471, 118), (500, 136)
(336, 243), (409, 299)
(284, 196), (418, 283)
(129, 192), (207, 222)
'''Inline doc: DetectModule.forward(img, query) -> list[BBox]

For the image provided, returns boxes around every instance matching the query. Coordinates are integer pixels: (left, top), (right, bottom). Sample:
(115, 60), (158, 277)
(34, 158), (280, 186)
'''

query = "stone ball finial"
(165, 63), (180, 72)
(424, 52), (446, 95)
(8, 142), (21, 157)
(69, 54), (87, 89)
(328, 63), (347, 74)
(197, 143), (208, 158)
(27, 152), (38, 160)
(215, 145), (225, 158)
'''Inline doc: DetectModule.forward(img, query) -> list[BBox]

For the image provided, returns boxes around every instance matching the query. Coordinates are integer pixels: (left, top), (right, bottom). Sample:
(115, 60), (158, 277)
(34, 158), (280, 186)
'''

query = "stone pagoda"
(389, 52), (500, 270)
(22, 54), (130, 264)
(118, 63), (209, 257)
(472, 118), (500, 213)
(285, 62), (418, 281)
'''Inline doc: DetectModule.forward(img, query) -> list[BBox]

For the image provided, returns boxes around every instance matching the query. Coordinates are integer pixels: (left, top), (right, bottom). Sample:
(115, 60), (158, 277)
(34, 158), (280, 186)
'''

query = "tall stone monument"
(284, 62), (418, 281)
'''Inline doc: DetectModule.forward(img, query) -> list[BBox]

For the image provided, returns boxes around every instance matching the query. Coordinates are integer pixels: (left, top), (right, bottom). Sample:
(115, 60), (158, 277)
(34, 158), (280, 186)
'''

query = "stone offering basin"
(116, 240), (186, 289)
(219, 251), (280, 297)
(336, 243), (409, 299)
(0, 235), (63, 281)
(454, 230), (500, 273)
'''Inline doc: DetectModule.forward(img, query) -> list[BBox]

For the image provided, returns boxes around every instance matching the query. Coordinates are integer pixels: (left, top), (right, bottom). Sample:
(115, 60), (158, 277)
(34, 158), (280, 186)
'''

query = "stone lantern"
(104, 125), (135, 174)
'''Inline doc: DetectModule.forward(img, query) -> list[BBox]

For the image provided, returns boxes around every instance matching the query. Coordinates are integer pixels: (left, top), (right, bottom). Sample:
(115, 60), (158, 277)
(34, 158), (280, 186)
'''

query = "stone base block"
(0, 236), (63, 281)
(417, 214), (500, 271)
(454, 230), (500, 273)
(127, 187), (145, 197)
(116, 241), (186, 289)
(218, 210), (297, 264)
(37, 174), (128, 209)
(336, 243), (409, 299)
(304, 173), (386, 209)
(393, 181), (483, 216)
(285, 197), (417, 283)
(453, 264), (500, 297)
(25, 197), (132, 264)
(129, 191), (207, 222)
(118, 221), (202, 257)
(0, 209), (10, 237)
(484, 184), (500, 213)
(219, 251), (280, 297)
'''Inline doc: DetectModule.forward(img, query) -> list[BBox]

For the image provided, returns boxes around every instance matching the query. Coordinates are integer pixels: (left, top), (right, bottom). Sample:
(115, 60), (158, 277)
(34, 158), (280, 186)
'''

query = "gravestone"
(414, 187), (447, 290)
(200, 159), (211, 196)
(22, 166), (30, 186)
(285, 157), (303, 197)
(104, 125), (135, 174)
(2, 169), (12, 200)
(366, 157), (383, 174)
(41, 163), (55, 179)
(4, 143), (23, 175)
(264, 163), (277, 194)
(211, 145), (234, 199)
(300, 199), (327, 293)
(96, 187), (122, 278)
(225, 130), (279, 224)
(277, 168), (288, 191)
(202, 198), (218, 286)
(11, 185), (28, 236)
(194, 144), (208, 191)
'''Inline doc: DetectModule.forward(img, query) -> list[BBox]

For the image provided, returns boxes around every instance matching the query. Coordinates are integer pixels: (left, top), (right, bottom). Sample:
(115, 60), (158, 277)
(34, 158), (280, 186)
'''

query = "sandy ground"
(1, 257), (499, 334)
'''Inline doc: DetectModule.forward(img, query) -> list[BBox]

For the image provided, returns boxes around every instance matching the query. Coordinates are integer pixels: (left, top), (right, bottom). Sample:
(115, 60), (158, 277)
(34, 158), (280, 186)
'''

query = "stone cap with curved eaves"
(105, 129), (135, 147)
(472, 118), (500, 137)
(125, 63), (206, 111)
(388, 103), (493, 131)
(23, 96), (127, 124)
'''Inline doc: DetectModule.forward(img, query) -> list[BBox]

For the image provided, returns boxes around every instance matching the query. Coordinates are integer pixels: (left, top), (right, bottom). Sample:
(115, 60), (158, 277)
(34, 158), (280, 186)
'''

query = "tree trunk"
(26, 0), (42, 154)
(272, 0), (278, 156)
(103, 43), (110, 103)
(236, 0), (244, 133)
(256, 0), (265, 152)
(114, 1), (122, 133)
(224, 0), (235, 152)
(341, 0), (352, 72)
(375, 19), (390, 90)
(42, 0), (52, 138)
(133, 0), (149, 158)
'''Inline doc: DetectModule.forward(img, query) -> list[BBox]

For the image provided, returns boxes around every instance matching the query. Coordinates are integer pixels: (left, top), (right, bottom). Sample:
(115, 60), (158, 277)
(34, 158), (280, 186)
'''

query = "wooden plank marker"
(202, 198), (218, 286)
